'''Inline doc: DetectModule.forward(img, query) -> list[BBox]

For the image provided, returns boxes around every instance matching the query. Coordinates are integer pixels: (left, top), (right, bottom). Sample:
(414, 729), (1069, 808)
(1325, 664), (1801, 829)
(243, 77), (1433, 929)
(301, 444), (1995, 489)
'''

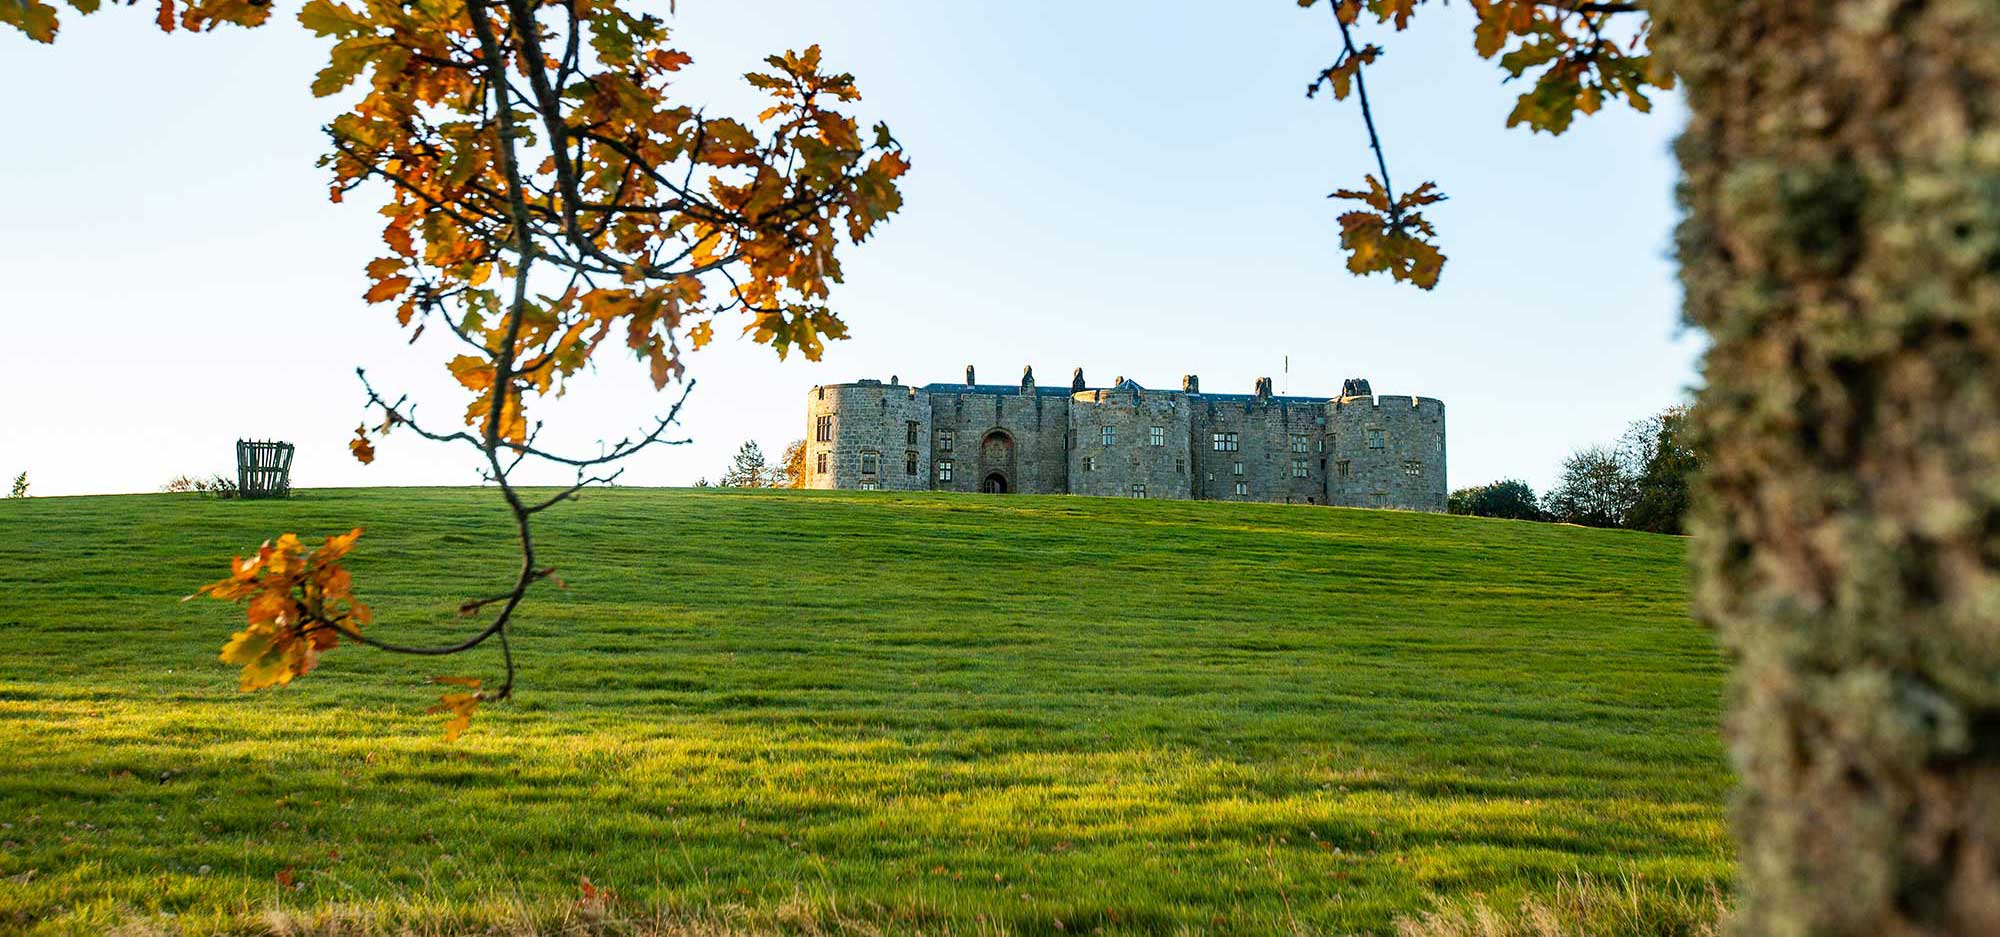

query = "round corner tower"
(805, 380), (931, 491)
(1323, 381), (1447, 511)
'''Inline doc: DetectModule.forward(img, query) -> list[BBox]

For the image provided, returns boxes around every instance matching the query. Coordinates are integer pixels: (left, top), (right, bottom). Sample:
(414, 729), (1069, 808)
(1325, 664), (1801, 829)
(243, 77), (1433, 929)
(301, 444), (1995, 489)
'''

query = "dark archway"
(978, 429), (1016, 494)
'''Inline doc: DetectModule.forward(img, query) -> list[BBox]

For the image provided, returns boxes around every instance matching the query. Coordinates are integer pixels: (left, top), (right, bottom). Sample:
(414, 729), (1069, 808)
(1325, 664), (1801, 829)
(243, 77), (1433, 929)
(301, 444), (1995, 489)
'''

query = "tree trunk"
(1651, 1), (2000, 934)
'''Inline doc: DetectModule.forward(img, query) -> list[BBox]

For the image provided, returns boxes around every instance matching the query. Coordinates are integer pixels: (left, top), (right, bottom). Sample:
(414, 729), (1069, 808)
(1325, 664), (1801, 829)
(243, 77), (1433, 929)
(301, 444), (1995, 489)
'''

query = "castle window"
(815, 414), (833, 442)
(1234, 481), (1248, 497)
(815, 451), (827, 474)
(1212, 432), (1238, 452)
(938, 459), (954, 482)
(1130, 483), (1146, 498)
(1290, 434), (1309, 453)
(1149, 426), (1165, 447)
(860, 481), (880, 491)
(906, 421), (919, 446)
(1404, 460), (1423, 477)
(1336, 459), (1352, 477)
(860, 450), (880, 475)
(1101, 426), (1116, 447)
(1175, 458), (1186, 475)
(1232, 461), (1244, 476)
(1292, 459), (1309, 478)
(1367, 428), (1386, 449)
(905, 451), (918, 475)
(937, 429), (955, 451)
(1082, 456), (1096, 472)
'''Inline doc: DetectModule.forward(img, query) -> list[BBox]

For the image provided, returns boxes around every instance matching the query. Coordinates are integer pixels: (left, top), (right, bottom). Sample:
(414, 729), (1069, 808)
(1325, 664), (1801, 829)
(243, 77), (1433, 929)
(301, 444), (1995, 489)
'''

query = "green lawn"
(0, 488), (1728, 935)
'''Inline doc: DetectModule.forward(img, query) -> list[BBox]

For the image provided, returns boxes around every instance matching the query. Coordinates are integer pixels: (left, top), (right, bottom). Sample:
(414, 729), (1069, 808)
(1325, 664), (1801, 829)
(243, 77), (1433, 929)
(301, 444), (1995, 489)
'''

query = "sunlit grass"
(0, 487), (1727, 935)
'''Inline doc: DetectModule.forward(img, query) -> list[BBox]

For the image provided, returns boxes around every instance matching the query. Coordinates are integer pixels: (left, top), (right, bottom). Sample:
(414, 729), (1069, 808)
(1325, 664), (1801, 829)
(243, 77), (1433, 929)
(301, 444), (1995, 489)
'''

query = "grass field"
(0, 488), (1728, 935)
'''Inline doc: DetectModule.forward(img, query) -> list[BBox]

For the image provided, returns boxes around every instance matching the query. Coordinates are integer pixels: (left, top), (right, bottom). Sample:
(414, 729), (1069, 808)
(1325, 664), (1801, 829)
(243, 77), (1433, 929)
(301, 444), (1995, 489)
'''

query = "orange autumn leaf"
(363, 276), (410, 304)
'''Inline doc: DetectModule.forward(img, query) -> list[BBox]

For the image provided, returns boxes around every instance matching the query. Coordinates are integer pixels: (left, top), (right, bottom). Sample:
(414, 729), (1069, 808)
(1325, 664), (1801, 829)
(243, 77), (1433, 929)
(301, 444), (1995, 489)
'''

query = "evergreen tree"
(720, 441), (773, 488)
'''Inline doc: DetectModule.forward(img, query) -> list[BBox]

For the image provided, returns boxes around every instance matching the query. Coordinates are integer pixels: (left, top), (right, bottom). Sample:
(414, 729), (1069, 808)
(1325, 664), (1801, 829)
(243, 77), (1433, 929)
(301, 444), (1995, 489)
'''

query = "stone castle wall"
(1325, 394), (1448, 512)
(804, 380), (931, 491)
(1067, 387), (1194, 499)
(924, 386), (1072, 494)
(1190, 394), (1330, 504)
(804, 370), (1446, 511)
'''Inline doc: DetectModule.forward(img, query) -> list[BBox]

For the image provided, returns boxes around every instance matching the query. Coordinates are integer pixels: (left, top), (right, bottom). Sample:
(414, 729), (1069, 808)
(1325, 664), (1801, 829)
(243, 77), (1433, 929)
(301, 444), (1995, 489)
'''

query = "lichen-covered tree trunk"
(1652, 1), (2000, 934)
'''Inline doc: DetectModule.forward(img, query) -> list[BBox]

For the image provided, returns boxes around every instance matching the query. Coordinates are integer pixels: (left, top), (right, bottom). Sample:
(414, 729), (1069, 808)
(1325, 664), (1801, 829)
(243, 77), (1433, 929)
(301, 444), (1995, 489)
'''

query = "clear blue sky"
(0, 0), (1700, 497)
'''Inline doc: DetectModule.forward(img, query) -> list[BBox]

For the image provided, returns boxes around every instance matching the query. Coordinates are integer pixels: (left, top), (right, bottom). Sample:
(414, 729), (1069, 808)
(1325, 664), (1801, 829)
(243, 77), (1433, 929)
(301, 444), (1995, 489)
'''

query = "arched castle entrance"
(979, 429), (1015, 494)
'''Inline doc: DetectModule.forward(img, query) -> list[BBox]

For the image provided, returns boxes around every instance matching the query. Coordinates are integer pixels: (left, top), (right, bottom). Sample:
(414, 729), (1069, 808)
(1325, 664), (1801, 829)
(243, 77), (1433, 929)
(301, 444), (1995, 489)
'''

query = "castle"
(804, 367), (1446, 511)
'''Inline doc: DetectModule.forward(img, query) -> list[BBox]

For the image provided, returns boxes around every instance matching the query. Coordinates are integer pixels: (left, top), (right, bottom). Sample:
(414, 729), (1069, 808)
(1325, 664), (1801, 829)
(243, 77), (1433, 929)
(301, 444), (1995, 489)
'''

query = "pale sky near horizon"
(0, 1), (1701, 498)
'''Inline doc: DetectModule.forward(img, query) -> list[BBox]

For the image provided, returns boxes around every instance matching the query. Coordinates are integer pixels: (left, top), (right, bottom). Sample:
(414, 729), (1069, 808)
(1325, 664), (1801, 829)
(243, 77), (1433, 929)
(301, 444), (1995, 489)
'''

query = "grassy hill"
(0, 488), (1728, 935)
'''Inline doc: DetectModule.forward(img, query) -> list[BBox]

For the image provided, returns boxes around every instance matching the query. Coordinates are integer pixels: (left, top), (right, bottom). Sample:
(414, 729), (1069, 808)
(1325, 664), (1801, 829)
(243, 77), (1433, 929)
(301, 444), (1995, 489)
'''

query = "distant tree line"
(1450, 406), (1697, 535)
(710, 439), (808, 490)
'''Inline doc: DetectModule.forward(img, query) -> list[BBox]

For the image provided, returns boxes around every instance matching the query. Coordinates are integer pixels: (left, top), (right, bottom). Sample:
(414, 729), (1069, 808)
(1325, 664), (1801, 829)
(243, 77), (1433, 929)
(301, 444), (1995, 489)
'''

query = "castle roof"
(921, 383), (1075, 397)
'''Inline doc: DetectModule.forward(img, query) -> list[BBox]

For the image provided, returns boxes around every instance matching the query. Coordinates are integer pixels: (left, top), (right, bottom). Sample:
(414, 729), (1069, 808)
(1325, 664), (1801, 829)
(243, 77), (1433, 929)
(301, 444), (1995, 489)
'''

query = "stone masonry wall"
(1190, 392), (1331, 504)
(1324, 395), (1446, 511)
(1066, 387), (1194, 498)
(924, 386), (1071, 494)
(804, 381), (931, 491)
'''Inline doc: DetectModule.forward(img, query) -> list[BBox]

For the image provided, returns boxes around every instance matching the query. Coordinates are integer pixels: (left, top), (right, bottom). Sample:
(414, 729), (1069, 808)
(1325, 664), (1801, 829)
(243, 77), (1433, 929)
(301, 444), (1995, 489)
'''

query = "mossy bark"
(1652, 1), (2000, 934)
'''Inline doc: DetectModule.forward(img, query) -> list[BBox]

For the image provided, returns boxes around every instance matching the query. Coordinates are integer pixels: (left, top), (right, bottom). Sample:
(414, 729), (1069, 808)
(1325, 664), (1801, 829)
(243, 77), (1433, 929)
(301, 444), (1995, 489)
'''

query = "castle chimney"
(1255, 377), (1272, 400)
(1182, 374), (1199, 394)
(1339, 377), (1373, 400)
(965, 365), (976, 387)
(1021, 365), (1035, 392)
(890, 374), (899, 385)
(1071, 368), (1086, 392)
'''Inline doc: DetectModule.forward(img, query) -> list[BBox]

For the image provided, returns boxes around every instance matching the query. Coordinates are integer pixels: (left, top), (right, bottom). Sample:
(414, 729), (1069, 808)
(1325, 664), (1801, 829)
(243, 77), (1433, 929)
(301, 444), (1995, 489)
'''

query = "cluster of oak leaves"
(187, 529), (485, 739)
(1309, 0), (1666, 289)
(6, 0), (1662, 738)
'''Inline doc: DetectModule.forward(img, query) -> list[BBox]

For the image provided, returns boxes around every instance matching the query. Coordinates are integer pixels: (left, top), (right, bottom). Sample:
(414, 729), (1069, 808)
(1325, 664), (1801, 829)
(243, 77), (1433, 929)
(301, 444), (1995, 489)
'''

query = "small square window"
(1404, 460), (1423, 477)
(1290, 434), (1309, 453)
(1101, 426), (1116, 447)
(1175, 458), (1186, 475)
(1212, 432), (1239, 452)
(860, 481), (880, 491)
(938, 459), (954, 482)
(1367, 428), (1386, 449)
(860, 450), (879, 474)
(1150, 427), (1165, 447)
(1337, 459), (1352, 477)
(1082, 456), (1096, 472)
(1130, 483), (1146, 498)
(1292, 459), (1309, 478)
(1234, 481), (1248, 497)
(937, 430), (955, 451)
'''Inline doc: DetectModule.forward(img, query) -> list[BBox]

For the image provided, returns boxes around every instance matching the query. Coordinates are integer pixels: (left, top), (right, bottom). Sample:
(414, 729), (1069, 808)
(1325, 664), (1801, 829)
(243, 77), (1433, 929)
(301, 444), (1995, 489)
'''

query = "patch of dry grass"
(1393, 874), (1727, 937)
